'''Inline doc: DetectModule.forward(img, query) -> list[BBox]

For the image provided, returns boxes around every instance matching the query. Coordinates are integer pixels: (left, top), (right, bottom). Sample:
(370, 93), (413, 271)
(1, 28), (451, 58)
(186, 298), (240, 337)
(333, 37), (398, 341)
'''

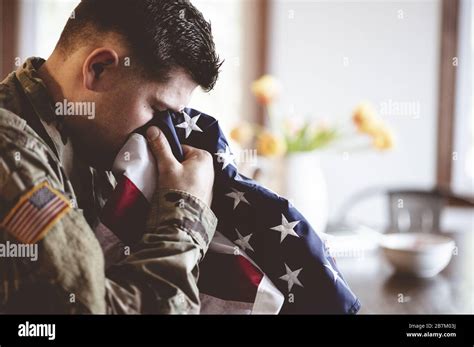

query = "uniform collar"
(15, 57), (71, 150)
(15, 57), (58, 124)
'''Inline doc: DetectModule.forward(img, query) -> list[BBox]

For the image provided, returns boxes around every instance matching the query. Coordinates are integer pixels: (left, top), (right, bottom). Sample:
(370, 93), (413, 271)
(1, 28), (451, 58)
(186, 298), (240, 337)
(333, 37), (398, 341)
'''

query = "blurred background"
(1, 0), (472, 313)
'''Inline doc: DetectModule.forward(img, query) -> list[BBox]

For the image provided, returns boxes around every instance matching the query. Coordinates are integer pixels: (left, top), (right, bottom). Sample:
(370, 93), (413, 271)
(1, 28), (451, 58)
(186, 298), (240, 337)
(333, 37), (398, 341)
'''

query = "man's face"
(68, 63), (198, 169)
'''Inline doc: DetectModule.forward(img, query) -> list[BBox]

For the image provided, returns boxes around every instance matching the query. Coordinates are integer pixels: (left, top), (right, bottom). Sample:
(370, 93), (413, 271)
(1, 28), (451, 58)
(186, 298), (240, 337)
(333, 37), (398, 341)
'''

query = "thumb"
(146, 126), (177, 170)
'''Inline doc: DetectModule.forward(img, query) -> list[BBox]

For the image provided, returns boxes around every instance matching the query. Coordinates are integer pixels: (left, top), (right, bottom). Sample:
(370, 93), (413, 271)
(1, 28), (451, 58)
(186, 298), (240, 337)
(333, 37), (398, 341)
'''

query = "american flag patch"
(1, 181), (71, 244)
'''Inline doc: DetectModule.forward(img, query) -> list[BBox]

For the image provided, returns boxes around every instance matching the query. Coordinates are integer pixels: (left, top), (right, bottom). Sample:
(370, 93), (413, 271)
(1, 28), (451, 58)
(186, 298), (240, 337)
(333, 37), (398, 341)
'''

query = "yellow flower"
(352, 102), (380, 136)
(251, 75), (281, 106)
(353, 102), (395, 150)
(372, 126), (395, 150)
(257, 131), (287, 157)
(230, 122), (254, 146)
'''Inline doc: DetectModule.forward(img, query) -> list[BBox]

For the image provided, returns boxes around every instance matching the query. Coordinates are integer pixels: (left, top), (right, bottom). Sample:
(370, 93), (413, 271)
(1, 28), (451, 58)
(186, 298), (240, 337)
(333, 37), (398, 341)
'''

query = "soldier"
(0, 0), (222, 313)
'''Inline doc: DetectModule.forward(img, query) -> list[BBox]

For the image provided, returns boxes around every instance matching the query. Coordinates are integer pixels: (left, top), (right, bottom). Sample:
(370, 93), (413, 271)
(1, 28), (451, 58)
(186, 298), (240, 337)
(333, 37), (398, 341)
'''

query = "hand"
(146, 126), (214, 206)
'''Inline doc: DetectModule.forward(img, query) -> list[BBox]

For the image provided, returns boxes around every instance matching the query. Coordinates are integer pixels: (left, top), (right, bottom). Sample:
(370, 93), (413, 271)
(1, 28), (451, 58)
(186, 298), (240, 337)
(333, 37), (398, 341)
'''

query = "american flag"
(2, 182), (71, 244)
(95, 109), (361, 314)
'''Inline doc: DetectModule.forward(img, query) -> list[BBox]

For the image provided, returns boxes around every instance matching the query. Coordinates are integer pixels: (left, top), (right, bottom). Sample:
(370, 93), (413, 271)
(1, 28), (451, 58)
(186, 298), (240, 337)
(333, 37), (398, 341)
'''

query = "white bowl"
(380, 233), (455, 278)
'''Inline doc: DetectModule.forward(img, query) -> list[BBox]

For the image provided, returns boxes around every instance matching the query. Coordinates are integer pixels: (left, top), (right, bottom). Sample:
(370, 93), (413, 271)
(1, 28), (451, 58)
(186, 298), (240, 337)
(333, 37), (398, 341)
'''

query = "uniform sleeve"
(105, 189), (217, 314)
(0, 110), (217, 314)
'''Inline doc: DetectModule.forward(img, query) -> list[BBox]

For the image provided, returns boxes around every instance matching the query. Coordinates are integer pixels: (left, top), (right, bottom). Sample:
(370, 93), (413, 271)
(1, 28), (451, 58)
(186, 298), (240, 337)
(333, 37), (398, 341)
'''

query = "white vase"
(281, 152), (329, 234)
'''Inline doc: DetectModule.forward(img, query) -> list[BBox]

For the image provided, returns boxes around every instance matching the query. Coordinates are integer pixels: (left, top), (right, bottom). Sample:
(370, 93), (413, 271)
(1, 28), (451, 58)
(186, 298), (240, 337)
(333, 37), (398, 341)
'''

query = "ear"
(82, 48), (120, 91)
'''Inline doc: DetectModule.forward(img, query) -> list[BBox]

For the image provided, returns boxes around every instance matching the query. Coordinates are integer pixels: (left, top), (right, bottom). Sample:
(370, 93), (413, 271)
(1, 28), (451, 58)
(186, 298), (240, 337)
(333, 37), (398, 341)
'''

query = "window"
(17, 0), (78, 60)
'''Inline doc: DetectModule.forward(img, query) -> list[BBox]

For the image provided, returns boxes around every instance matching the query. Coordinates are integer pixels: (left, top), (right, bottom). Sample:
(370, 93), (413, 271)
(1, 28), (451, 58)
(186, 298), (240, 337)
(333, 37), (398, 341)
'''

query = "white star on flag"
(270, 214), (300, 243)
(324, 263), (340, 284)
(176, 111), (203, 138)
(226, 188), (250, 209)
(279, 263), (304, 292)
(214, 146), (236, 170)
(234, 229), (254, 252)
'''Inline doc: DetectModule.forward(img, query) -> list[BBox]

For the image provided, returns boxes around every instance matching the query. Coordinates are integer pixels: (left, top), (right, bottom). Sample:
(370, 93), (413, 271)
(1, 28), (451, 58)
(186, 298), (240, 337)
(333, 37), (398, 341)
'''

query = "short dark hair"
(57, 0), (222, 91)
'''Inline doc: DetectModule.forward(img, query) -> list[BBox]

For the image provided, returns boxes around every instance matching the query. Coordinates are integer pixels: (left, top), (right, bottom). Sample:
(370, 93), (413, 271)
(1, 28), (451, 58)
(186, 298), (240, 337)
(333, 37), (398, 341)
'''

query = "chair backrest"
(387, 190), (445, 233)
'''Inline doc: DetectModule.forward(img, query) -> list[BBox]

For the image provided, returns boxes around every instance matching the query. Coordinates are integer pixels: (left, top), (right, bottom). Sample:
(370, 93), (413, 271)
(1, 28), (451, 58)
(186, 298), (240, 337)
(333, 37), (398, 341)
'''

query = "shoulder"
(0, 106), (52, 162)
(0, 107), (63, 212)
(0, 72), (23, 116)
(0, 106), (28, 132)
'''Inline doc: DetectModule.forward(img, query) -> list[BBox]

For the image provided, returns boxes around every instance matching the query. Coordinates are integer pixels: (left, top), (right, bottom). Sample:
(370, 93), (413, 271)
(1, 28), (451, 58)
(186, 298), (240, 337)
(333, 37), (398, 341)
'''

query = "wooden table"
(336, 231), (473, 314)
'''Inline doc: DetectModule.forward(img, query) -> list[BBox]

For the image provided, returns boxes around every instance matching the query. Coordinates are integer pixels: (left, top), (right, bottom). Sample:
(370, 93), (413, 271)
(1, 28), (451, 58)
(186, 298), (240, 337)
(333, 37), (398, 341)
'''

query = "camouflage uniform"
(0, 57), (217, 314)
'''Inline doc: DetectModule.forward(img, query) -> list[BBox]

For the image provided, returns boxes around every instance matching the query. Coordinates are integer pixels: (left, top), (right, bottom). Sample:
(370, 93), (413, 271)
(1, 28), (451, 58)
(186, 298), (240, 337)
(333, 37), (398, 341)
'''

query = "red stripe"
(237, 255), (264, 287)
(14, 198), (59, 236)
(24, 202), (68, 243)
(198, 252), (263, 303)
(22, 199), (65, 242)
(32, 198), (64, 230)
(13, 198), (60, 239)
(10, 202), (45, 237)
(5, 201), (35, 230)
(100, 176), (149, 244)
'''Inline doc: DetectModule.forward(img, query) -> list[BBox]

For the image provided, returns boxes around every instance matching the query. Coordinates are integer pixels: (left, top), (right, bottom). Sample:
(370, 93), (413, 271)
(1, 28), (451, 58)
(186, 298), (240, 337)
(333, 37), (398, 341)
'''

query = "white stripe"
(252, 275), (285, 314)
(199, 293), (253, 314)
(112, 134), (156, 202)
(24, 199), (65, 242)
(12, 200), (55, 239)
(14, 198), (60, 239)
(5, 202), (35, 231)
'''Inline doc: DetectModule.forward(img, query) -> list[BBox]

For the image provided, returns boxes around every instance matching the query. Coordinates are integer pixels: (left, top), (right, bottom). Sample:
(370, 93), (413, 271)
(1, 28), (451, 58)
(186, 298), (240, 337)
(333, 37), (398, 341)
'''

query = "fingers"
(182, 145), (213, 162)
(146, 126), (178, 170)
(182, 144), (199, 159)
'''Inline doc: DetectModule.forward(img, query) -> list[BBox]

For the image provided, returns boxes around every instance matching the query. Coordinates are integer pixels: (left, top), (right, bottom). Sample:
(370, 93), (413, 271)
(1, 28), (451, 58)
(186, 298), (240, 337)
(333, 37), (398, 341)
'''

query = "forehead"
(153, 68), (198, 111)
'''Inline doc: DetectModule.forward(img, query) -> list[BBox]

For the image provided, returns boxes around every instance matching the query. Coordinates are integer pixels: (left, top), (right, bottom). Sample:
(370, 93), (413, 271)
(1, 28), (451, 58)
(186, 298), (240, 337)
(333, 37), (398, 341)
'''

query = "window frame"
(0, 0), (19, 79)
(435, 0), (474, 206)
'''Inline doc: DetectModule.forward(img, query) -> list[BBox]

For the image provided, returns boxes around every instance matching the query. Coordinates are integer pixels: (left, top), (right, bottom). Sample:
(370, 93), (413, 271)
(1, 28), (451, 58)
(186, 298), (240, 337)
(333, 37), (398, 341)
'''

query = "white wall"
(268, 0), (442, 227)
(18, 0), (78, 60)
(452, 0), (473, 196)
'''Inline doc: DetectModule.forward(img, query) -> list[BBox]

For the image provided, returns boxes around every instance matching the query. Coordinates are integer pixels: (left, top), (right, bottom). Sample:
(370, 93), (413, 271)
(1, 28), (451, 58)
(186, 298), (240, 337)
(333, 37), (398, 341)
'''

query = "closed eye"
(153, 103), (168, 112)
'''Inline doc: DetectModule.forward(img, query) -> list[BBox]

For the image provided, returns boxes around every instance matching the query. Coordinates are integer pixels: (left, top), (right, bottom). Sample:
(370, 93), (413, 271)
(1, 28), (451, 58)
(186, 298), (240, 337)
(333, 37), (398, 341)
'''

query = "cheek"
(116, 101), (153, 133)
